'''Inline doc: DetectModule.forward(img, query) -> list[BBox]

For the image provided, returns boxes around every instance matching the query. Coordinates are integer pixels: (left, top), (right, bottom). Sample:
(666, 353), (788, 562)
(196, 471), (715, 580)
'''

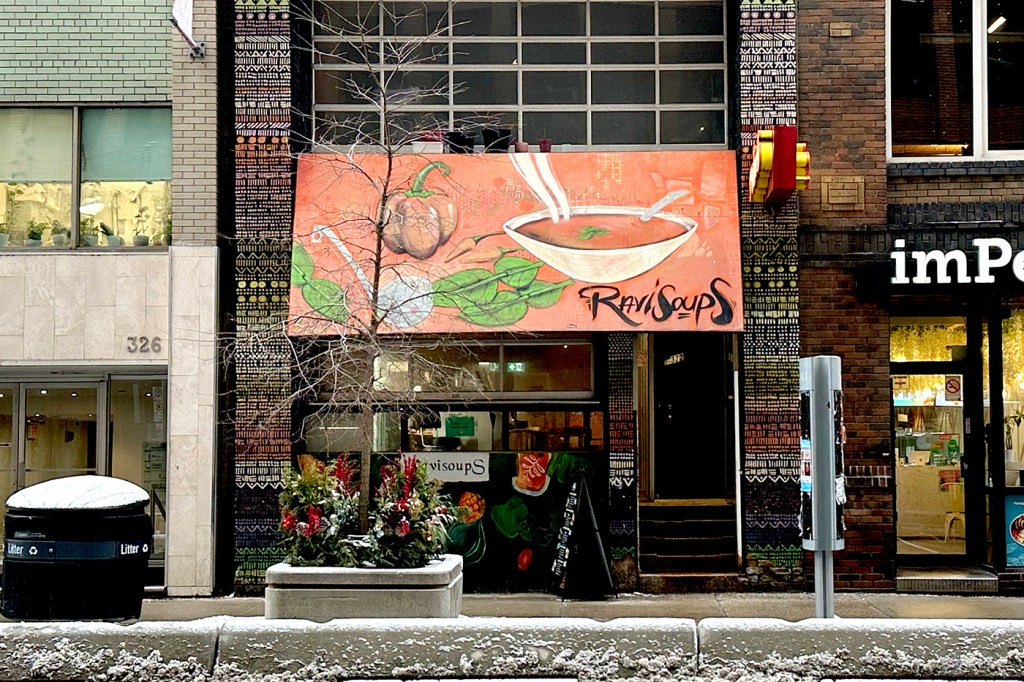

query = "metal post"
(799, 355), (845, 619)
(814, 550), (834, 618)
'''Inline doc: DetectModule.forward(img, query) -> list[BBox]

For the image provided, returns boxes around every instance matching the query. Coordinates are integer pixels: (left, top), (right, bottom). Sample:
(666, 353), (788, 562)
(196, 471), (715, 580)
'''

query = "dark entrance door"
(652, 333), (733, 499)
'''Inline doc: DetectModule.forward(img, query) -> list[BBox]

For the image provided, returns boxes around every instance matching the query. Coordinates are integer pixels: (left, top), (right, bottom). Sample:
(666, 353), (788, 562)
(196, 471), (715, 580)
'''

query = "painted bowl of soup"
(502, 206), (698, 283)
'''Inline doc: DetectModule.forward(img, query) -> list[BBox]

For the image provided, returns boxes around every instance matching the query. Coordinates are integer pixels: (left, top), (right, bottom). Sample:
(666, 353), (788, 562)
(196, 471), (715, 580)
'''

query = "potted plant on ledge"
(99, 222), (121, 246)
(80, 218), (99, 246)
(25, 220), (45, 247)
(265, 453), (465, 621)
(50, 220), (69, 246)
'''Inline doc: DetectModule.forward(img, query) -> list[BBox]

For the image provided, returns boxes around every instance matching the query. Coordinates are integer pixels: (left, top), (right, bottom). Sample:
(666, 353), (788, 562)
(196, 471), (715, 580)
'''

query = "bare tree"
(237, 0), (506, 532)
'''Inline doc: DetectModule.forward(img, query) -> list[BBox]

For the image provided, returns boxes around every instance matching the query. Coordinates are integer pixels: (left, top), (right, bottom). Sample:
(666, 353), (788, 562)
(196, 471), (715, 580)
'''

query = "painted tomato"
(517, 548), (532, 571)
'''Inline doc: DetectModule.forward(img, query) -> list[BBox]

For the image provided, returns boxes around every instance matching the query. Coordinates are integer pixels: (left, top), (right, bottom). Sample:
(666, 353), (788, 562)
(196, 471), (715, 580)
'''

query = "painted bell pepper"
(383, 161), (458, 260)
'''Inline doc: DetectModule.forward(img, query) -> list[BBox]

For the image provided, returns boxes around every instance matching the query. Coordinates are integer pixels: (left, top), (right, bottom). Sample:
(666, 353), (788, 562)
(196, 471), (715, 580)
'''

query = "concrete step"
(638, 572), (744, 593)
(896, 567), (998, 594)
(641, 552), (738, 574)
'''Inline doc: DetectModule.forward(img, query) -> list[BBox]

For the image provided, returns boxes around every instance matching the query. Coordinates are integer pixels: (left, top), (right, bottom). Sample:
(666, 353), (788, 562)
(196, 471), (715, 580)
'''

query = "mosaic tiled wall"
(232, 0), (295, 591)
(737, 0), (803, 576)
(227, 0), (803, 590)
(606, 333), (638, 590)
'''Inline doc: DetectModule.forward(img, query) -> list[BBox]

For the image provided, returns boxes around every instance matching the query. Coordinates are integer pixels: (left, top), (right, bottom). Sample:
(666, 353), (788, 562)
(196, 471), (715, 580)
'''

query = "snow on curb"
(699, 618), (1024, 682)
(0, 618), (223, 681)
(216, 617), (697, 681)
(0, 616), (1022, 681)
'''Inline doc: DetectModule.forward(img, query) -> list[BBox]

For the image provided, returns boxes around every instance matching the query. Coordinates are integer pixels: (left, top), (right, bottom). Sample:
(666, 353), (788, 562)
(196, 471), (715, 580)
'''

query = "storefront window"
(996, 310), (1024, 486)
(304, 407), (603, 454)
(503, 344), (591, 392)
(890, 317), (966, 364)
(109, 378), (168, 572)
(372, 341), (593, 397)
(373, 344), (501, 393)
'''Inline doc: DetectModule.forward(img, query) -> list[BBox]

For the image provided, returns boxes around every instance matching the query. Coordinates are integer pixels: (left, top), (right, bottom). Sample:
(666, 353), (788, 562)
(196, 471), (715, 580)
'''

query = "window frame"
(313, 339), (596, 403)
(887, 0), (1023, 162)
(0, 104), (172, 250)
(311, 0), (730, 151)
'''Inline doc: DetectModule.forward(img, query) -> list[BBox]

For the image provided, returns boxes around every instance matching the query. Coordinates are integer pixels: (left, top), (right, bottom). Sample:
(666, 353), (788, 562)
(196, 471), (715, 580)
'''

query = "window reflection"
(0, 107), (170, 248)
(302, 408), (604, 453)
(79, 181), (171, 247)
(891, 0), (973, 156)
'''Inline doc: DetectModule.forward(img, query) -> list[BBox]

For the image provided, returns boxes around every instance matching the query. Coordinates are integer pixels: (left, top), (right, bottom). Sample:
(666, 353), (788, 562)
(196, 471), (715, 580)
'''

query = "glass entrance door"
(0, 386), (15, 541)
(21, 384), (105, 487)
(893, 372), (967, 556)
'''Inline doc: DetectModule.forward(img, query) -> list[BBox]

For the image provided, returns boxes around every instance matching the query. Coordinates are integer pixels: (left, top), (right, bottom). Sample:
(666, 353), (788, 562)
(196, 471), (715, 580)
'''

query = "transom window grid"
(312, 0), (728, 149)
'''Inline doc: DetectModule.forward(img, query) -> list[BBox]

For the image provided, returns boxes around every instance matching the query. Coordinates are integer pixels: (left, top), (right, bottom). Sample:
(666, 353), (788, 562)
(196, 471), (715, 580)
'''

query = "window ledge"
(888, 160), (1024, 178)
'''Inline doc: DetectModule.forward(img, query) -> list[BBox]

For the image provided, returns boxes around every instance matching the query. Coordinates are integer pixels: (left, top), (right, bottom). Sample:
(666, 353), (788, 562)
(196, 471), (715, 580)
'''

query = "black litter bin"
(2, 475), (152, 621)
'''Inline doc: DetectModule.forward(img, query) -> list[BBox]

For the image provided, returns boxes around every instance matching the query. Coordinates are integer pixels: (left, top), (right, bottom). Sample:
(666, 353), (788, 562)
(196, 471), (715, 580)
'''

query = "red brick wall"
(798, 0), (887, 228)
(800, 267), (895, 589)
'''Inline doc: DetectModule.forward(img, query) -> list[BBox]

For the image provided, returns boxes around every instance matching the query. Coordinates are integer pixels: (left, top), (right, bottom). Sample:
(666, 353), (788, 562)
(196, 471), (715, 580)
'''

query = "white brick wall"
(0, 0), (171, 102)
(171, 0), (217, 245)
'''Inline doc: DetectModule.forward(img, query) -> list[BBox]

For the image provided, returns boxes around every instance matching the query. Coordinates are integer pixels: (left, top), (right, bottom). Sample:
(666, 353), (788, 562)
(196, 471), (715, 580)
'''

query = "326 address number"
(127, 336), (162, 353)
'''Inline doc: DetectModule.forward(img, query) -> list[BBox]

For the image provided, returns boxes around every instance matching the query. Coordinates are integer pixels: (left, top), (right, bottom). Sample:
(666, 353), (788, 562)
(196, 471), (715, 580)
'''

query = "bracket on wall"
(170, 12), (206, 60)
(748, 126), (811, 215)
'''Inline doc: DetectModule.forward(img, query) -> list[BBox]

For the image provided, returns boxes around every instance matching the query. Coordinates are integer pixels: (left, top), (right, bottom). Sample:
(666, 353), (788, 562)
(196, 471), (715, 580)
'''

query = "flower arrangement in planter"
(279, 454), (362, 566)
(266, 453), (465, 620)
(368, 454), (460, 568)
(278, 453), (459, 569)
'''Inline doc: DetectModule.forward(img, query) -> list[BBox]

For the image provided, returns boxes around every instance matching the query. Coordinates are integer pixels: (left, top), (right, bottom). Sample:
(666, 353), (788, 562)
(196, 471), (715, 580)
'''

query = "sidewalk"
(139, 590), (1024, 622)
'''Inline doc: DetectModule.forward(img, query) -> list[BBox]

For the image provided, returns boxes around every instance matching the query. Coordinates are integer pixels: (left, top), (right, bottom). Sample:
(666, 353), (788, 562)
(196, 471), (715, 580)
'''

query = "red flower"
(282, 510), (298, 531)
(396, 518), (410, 537)
(307, 504), (322, 532)
(333, 456), (357, 494)
(403, 454), (418, 482)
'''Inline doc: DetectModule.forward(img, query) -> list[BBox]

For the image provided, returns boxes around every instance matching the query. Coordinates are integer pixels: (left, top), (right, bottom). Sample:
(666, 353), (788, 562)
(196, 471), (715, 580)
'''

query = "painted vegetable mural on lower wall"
(289, 151), (744, 334)
(440, 451), (605, 592)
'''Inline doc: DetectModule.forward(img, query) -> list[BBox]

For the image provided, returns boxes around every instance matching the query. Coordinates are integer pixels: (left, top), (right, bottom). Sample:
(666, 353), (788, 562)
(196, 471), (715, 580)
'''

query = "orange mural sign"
(288, 151), (743, 335)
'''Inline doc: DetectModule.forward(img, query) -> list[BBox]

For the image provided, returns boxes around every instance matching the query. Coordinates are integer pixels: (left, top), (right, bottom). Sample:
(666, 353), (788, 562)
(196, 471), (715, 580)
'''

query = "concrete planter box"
(265, 554), (463, 622)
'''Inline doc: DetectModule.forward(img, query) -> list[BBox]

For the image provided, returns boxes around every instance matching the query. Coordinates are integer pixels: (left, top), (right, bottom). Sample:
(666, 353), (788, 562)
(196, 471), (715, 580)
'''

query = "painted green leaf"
(490, 497), (528, 540)
(459, 290), (529, 327)
(447, 522), (486, 566)
(291, 241), (315, 286)
(577, 226), (610, 240)
(494, 256), (542, 289)
(546, 452), (594, 484)
(519, 279), (574, 309)
(432, 269), (499, 308)
(302, 278), (349, 322)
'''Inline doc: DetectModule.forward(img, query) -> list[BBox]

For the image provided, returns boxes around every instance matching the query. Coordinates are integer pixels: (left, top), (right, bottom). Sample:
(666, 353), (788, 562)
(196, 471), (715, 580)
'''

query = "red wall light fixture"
(748, 125), (811, 210)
